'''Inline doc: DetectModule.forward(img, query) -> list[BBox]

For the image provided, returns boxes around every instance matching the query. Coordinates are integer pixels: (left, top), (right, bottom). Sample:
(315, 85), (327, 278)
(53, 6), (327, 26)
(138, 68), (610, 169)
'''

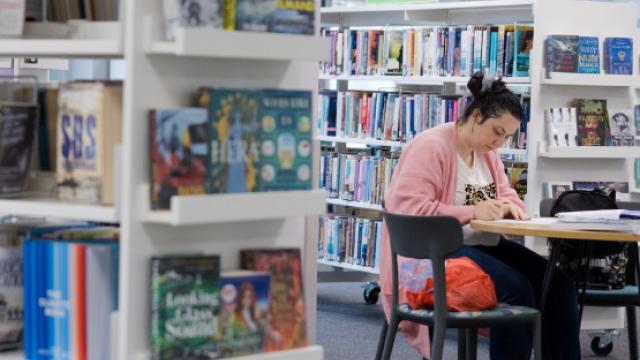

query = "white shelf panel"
(319, 74), (530, 85)
(542, 71), (640, 87)
(498, 148), (527, 157)
(147, 26), (329, 62)
(317, 259), (380, 275)
(0, 39), (122, 58)
(0, 197), (118, 223)
(317, 135), (406, 148)
(141, 186), (327, 226)
(326, 198), (383, 211)
(321, 0), (532, 13)
(538, 146), (640, 159)
(137, 345), (323, 360)
(0, 350), (23, 360)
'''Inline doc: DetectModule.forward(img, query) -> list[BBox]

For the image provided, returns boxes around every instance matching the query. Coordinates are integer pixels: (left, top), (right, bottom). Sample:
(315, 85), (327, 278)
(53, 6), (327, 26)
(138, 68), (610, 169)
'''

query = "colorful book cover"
(574, 99), (609, 146)
(234, 0), (277, 32)
(202, 88), (261, 194)
(605, 37), (633, 74)
(56, 82), (123, 205)
(218, 271), (270, 357)
(149, 108), (208, 210)
(150, 255), (221, 360)
(572, 181), (600, 191)
(270, 0), (314, 35)
(257, 90), (312, 191)
(384, 30), (404, 75)
(179, 0), (224, 28)
(577, 36), (600, 74)
(635, 105), (640, 137)
(240, 248), (308, 351)
(608, 108), (635, 146)
(0, 104), (37, 194)
(514, 26), (533, 77)
(0, 246), (23, 351)
(546, 35), (578, 73)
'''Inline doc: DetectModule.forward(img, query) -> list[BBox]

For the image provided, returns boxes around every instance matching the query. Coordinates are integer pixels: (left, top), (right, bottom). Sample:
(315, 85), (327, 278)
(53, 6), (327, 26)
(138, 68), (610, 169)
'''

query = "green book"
(150, 255), (221, 360)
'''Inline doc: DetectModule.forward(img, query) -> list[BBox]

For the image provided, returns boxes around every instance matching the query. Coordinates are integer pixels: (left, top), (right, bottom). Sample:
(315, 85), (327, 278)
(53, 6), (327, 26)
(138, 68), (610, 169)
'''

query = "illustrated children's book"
(240, 248), (308, 351)
(56, 82), (123, 204)
(257, 90), (312, 191)
(0, 104), (37, 194)
(149, 108), (208, 209)
(608, 108), (635, 146)
(218, 270), (270, 357)
(150, 255), (221, 360)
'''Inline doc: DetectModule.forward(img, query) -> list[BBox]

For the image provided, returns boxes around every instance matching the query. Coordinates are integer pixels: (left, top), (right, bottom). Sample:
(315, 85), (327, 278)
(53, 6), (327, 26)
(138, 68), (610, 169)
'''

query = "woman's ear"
(472, 109), (482, 123)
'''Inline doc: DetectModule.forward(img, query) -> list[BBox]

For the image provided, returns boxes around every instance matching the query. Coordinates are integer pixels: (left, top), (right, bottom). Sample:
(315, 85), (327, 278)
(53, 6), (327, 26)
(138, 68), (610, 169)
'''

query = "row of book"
(151, 248), (307, 359)
(544, 181), (631, 201)
(318, 214), (383, 269)
(320, 149), (399, 206)
(23, 225), (119, 360)
(161, 0), (314, 41)
(546, 35), (633, 75)
(320, 24), (534, 78)
(546, 99), (638, 147)
(150, 87), (313, 210)
(317, 91), (468, 142)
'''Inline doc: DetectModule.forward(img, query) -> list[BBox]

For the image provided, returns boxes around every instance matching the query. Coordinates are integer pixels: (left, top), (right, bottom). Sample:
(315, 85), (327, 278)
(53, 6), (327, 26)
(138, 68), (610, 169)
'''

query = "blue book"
(605, 37), (633, 74)
(635, 105), (640, 137)
(23, 241), (32, 359)
(577, 36), (600, 74)
(374, 222), (382, 269)
(489, 31), (498, 76)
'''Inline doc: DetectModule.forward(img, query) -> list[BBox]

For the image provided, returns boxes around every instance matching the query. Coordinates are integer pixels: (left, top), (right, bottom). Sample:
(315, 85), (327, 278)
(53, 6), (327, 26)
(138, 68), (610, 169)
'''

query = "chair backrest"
(382, 211), (463, 319)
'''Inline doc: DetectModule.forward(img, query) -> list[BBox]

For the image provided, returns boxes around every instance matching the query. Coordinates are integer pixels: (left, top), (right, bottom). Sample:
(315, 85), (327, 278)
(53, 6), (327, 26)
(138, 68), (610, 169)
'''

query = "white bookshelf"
(141, 186), (326, 226)
(0, 350), (23, 360)
(145, 16), (329, 62)
(137, 346), (324, 360)
(326, 198), (383, 211)
(317, 259), (380, 275)
(0, 39), (122, 58)
(319, 74), (531, 85)
(0, 197), (118, 223)
(321, 0), (533, 14)
(542, 70), (640, 87)
(538, 146), (640, 159)
(317, 135), (405, 148)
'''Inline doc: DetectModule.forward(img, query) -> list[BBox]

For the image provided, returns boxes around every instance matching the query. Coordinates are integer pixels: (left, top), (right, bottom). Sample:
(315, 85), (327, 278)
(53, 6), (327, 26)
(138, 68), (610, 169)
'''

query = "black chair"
(376, 211), (541, 360)
(540, 198), (640, 359)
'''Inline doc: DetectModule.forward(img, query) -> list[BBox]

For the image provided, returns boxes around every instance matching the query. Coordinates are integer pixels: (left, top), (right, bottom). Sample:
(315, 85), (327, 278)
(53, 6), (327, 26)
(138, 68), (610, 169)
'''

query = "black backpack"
(549, 189), (627, 290)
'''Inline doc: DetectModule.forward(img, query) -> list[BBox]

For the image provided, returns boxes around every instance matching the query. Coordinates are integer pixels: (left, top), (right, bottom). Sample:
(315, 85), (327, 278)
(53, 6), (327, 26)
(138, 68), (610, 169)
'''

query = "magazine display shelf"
(318, 0), (629, 330)
(318, 74), (531, 85)
(0, 1), (328, 359)
(326, 198), (383, 211)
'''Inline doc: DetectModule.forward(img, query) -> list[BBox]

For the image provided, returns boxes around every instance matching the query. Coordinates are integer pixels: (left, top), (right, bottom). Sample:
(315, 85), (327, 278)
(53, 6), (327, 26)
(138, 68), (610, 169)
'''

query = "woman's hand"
(473, 199), (504, 221)
(500, 202), (530, 220)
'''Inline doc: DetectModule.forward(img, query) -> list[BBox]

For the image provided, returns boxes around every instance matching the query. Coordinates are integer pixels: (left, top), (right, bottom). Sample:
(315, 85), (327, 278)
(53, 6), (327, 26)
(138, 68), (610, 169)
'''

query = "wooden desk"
(470, 219), (640, 242)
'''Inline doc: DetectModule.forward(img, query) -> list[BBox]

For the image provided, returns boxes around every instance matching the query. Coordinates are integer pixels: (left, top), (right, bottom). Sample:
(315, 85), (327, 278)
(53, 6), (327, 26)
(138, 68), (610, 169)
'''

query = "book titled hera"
(240, 248), (308, 351)
(202, 88), (312, 193)
(150, 255), (221, 360)
(149, 108), (208, 210)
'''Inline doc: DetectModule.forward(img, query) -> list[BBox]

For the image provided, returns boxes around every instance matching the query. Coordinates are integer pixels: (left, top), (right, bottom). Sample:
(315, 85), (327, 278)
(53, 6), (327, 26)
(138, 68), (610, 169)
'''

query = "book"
(514, 25), (533, 77)
(0, 246), (22, 351)
(604, 37), (633, 74)
(235, 0), (277, 32)
(635, 105), (640, 137)
(0, 104), (37, 194)
(149, 108), (208, 210)
(545, 181), (572, 199)
(240, 248), (308, 351)
(150, 255), (221, 360)
(577, 36), (600, 74)
(545, 35), (578, 73)
(162, 0), (224, 41)
(256, 90), (312, 191)
(56, 82), (123, 205)
(270, 0), (314, 35)
(201, 88), (261, 194)
(0, 0), (25, 37)
(573, 99), (609, 146)
(218, 270), (271, 357)
(608, 108), (635, 146)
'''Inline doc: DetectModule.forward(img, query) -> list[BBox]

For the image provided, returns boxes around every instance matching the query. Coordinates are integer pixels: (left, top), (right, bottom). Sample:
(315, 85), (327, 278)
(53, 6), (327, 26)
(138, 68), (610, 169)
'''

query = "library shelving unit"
(525, 0), (640, 332)
(0, 2), (328, 360)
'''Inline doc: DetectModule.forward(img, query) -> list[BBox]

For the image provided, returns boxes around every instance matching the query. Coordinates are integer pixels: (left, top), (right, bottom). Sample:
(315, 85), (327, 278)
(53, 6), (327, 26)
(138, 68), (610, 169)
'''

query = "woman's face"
(470, 111), (521, 153)
(242, 289), (254, 308)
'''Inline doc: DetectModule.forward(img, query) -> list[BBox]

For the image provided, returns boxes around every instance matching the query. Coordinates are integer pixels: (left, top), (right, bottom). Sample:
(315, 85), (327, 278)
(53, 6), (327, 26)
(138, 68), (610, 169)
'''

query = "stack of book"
(551, 209), (640, 233)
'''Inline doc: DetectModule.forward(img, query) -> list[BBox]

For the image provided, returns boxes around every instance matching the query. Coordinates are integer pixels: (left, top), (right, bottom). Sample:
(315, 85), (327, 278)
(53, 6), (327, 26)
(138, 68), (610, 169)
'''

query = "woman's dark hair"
(461, 72), (524, 124)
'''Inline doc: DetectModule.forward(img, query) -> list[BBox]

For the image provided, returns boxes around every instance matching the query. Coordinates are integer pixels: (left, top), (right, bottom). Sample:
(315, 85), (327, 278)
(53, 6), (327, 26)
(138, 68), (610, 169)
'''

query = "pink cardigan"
(381, 122), (524, 358)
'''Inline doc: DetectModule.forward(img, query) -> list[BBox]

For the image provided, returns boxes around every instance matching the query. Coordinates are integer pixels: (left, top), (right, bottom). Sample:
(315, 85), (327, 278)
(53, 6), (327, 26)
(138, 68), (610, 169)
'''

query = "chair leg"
(533, 315), (542, 360)
(457, 329), (466, 360)
(374, 318), (388, 360)
(381, 316), (399, 360)
(465, 328), (477, 360)
(429, 322), (447, 360)
(627, 306), (638, 360)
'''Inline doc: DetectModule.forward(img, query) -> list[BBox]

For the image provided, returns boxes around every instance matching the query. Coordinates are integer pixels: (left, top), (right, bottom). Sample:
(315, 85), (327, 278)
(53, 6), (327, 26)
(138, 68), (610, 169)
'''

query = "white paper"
(489, 218), (559, 225)
(0, 0), (25, 37)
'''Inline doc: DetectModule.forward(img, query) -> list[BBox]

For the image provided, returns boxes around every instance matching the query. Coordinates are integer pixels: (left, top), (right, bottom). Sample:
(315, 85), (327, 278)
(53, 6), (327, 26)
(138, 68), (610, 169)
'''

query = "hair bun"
(467, 72), (484, 98)
(490, 77), (508, 94)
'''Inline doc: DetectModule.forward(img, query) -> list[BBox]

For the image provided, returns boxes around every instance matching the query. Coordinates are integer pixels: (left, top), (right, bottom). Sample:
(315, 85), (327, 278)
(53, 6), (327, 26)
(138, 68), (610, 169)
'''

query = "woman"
(381, 72), (580, 360)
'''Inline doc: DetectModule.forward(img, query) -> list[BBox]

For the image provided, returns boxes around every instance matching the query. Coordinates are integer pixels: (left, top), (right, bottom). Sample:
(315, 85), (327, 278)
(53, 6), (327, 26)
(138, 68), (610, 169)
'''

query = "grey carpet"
(317, 282), (634, 360)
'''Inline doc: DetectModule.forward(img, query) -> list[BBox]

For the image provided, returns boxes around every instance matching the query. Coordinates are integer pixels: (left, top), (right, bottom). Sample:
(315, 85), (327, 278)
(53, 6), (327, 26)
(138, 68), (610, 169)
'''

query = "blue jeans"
(448, 239), (581, 360)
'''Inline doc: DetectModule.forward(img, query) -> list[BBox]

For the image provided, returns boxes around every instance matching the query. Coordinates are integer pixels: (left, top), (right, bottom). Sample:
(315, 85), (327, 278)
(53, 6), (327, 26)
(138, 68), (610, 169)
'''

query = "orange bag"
(405, 256), (497, 312)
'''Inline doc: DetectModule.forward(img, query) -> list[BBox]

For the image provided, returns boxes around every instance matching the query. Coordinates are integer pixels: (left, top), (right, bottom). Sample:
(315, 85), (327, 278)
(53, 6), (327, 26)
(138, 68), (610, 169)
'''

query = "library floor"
(317, 282), (634, 360)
